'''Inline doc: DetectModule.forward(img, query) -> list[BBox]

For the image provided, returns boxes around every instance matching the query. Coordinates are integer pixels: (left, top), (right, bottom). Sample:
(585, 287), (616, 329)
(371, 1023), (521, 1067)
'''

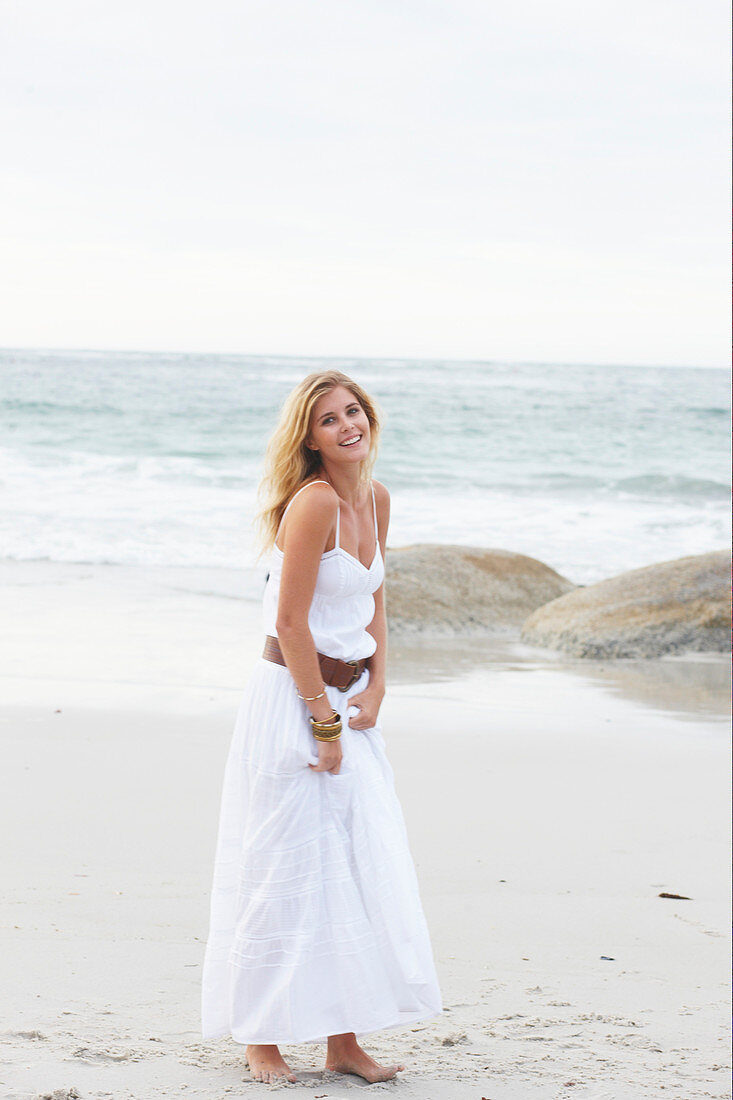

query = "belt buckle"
(339, 659), (360, 692)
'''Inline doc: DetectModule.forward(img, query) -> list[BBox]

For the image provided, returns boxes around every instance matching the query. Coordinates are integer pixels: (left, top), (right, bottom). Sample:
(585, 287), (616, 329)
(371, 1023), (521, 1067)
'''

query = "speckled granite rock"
(385, 544), (575, 635)
(520, 549), (730, 658)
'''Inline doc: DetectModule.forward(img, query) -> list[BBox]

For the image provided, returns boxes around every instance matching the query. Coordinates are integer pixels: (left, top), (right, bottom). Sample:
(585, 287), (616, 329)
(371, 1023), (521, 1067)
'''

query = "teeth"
(340, 436), (361, 446)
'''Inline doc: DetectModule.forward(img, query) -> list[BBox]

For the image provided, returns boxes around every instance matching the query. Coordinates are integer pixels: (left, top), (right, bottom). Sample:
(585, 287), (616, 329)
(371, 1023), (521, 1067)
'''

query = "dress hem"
(202, 1003), (443, 1046)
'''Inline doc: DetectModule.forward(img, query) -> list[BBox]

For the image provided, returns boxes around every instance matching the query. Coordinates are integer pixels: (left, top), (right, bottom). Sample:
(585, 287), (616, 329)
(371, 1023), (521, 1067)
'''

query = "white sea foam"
(0, 350), (729, 587)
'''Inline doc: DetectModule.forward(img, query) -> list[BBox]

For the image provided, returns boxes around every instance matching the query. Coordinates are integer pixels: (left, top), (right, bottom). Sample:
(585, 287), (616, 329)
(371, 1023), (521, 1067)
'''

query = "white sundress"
(201, 480), (442, 1045)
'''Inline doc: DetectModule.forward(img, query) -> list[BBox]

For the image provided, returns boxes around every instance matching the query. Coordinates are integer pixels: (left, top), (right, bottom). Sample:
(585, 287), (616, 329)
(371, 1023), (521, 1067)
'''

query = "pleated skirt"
(201, 659), (442, 1044)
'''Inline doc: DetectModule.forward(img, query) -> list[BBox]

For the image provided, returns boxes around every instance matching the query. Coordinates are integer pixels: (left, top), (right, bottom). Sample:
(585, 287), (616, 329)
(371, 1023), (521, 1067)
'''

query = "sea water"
(0, 349), (729, 592)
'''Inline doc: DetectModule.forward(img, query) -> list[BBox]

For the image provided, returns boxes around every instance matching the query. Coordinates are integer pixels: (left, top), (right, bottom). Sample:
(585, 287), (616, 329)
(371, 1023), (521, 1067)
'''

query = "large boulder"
(520, 549), (730, 658)
(385, 545), (575, 635)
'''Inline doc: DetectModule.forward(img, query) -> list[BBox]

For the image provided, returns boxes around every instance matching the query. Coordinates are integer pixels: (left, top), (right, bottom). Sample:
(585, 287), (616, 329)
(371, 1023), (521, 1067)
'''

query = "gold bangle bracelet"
(309, 711), (341, 731)
(310, 712), (342, 741)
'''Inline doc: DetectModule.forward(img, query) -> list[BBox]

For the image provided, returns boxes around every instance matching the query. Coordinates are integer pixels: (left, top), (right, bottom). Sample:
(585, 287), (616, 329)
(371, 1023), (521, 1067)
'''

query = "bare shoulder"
(371, 479), (390, 542)
(281, 481), (338, 546)
(289, 479), (338, 510)
(371, 478), (390, 507)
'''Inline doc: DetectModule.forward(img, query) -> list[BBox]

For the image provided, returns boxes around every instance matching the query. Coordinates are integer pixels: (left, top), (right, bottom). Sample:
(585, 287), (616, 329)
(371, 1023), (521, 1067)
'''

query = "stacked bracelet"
(309, 711), (342, 742)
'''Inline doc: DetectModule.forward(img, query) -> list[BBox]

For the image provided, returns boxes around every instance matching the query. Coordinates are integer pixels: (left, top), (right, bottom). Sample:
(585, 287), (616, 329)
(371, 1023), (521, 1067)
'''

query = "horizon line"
(0, 344), (728, 371)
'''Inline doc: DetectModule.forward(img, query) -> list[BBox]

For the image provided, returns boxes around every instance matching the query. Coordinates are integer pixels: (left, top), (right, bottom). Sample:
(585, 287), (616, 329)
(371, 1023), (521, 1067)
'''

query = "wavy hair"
(255, 371), (381, 554)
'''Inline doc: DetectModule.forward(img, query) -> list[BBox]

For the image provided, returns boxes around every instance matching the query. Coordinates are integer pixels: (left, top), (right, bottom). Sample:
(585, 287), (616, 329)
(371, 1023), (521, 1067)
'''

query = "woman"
(201, 370), (442, 1083)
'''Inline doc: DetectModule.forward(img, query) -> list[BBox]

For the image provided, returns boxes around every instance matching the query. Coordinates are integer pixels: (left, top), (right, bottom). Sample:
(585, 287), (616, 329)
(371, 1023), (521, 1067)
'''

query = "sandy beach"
(1, 559), (730, 1100)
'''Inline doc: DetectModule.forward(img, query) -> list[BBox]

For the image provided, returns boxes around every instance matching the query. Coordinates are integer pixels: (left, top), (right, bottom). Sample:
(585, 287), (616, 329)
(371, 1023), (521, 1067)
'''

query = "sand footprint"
(70, 1046), (139, 1063)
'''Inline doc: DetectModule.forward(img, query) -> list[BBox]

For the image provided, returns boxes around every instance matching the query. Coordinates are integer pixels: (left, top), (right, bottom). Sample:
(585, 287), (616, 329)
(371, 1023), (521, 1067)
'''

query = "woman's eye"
(321, 407), (359, 425)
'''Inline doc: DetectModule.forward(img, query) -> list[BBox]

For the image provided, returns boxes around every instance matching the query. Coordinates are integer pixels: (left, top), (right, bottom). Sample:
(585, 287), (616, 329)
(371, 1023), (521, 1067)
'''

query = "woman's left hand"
(347, 683), (385, 730)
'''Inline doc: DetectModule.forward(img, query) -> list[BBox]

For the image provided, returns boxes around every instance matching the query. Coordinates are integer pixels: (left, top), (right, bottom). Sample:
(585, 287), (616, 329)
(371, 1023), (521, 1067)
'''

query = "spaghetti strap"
(276, 479), (374, 556)
(276, 480), (334, 549)
(281, 479), (331, 520)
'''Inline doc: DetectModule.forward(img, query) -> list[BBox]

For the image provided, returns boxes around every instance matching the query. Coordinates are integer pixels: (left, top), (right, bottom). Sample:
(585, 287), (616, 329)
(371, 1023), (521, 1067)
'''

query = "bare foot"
(326, 1032), (405, 1083)
(245, 1043), (297, 1083)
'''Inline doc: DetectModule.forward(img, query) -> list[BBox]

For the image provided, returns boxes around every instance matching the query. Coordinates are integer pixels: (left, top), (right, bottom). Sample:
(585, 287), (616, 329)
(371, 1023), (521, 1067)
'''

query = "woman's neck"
(313, 462), (365, 507)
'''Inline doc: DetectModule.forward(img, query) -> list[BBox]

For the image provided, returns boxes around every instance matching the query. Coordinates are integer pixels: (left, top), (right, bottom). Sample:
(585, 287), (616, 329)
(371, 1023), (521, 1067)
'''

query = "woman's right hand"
(308, 738), (342, 774)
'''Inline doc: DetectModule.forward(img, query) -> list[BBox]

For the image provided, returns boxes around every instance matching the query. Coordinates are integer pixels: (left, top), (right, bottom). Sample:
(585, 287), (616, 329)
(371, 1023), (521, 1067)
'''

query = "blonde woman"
(201, 371), (442, 1083)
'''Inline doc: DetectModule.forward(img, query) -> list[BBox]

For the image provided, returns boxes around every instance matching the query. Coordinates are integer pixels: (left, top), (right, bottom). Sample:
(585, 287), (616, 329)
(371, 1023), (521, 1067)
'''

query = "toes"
(383, 1064), (404, 1079)
(249, 1065), (297, 1084)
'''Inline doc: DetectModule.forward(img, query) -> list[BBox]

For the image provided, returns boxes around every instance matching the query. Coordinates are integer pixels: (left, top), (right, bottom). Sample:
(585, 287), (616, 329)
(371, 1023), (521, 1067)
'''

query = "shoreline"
(2, 558), (728, 743)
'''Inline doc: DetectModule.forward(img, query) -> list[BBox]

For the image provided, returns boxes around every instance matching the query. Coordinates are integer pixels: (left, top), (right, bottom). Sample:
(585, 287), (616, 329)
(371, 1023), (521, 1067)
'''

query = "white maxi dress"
(201, 480), (442, 1044)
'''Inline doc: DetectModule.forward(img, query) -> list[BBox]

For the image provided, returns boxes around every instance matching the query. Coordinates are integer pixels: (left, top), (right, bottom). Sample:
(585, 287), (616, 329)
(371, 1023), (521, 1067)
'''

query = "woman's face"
(308, 385), (371, 466)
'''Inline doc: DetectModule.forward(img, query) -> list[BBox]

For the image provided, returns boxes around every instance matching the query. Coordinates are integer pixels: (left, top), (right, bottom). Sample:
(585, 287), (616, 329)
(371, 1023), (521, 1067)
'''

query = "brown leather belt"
(262, 635), (366, 693)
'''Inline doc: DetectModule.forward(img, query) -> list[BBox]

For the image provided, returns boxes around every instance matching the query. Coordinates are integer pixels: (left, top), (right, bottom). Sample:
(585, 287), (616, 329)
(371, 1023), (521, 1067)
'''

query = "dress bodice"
(261, 481), (385, 661)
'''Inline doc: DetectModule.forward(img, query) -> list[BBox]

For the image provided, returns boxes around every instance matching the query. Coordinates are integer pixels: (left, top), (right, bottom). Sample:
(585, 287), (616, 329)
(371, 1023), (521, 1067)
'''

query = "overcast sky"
(1, 0), (729, 365)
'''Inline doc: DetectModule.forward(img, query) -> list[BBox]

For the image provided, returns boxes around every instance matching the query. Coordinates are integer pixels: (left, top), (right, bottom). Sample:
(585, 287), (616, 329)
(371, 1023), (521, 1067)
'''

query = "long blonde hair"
(255, 371), (381, 554)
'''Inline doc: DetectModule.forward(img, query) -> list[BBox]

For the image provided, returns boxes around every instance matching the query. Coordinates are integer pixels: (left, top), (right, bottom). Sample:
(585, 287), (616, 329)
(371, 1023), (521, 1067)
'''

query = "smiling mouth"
(339, 435), (362, 447)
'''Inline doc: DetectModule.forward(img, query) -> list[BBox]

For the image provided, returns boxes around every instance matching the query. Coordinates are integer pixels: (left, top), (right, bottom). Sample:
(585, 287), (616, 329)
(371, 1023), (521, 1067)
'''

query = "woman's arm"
(348, 480), (390, 731)
(275, 483), (343, 772)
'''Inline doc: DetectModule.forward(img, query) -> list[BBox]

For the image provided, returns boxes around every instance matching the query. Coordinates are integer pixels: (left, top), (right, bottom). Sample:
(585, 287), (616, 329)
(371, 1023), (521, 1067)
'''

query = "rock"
(385, 545), (575, 635)
(520, 550), (729, 658)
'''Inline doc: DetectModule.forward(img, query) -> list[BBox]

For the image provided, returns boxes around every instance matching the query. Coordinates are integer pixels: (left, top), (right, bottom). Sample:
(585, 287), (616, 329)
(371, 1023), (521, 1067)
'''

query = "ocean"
(1, 349), (729, 594)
